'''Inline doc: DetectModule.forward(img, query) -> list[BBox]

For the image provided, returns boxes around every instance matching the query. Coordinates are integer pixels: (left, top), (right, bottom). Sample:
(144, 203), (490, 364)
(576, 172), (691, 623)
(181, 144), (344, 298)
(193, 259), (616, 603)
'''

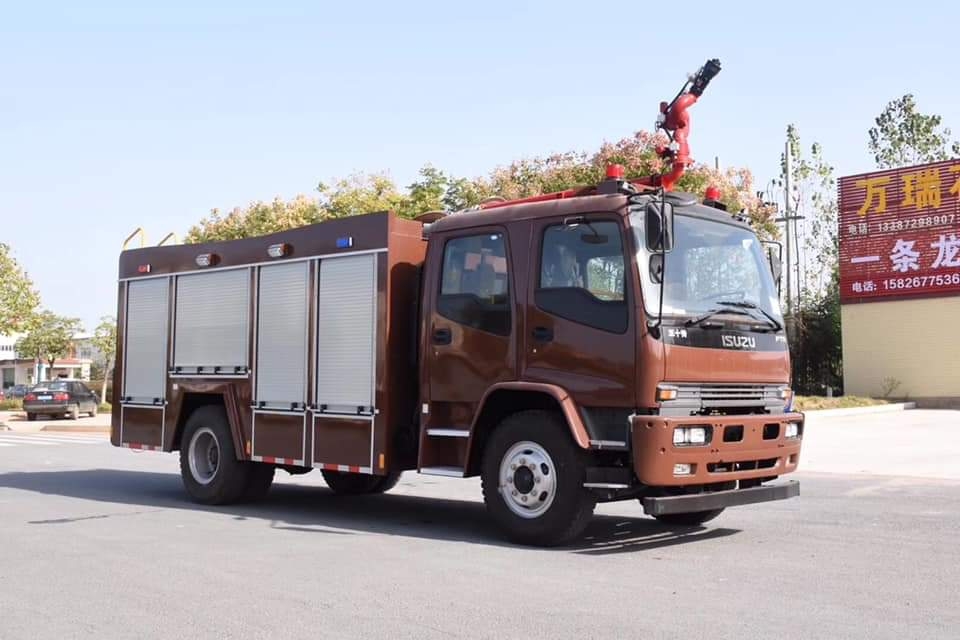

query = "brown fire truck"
(112, 59), (802, 545)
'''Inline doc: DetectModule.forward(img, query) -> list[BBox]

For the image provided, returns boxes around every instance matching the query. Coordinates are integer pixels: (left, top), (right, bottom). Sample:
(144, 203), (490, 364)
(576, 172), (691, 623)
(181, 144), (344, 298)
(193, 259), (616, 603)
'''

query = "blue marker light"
(336, 236), (353, 249)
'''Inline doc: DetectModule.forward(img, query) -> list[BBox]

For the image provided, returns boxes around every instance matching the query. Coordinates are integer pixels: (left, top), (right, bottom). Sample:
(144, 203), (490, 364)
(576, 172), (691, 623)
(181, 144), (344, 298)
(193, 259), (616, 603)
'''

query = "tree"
(868, 94), (960, 169)
(0, 243), (41, 335)
(91, 316), (117, 403)
(15, 312), (83, 381)
(185, 130), (775, 243)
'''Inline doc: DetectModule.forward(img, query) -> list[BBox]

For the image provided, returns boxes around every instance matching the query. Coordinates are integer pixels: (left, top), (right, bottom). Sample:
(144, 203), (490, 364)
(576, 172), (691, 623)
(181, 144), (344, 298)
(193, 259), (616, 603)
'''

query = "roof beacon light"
(267, 243), (290, 258)
(137, 264), (152, 274)
(195, 253), (218, 267)
(336, 236), (354, 249)
(606, 164), (625, 180)
(705, 185), (721, 201)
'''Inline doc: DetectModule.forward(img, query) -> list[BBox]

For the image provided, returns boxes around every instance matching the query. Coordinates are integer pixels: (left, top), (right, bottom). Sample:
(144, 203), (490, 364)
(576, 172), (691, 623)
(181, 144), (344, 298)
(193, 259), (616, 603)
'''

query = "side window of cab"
(437, 232), (511, 336)
(536, 220), (628, 333)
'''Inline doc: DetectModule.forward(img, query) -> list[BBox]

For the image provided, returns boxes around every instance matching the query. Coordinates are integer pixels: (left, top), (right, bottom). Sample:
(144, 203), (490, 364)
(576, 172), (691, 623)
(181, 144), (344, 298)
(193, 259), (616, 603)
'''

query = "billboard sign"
(839, 159), (960, 303)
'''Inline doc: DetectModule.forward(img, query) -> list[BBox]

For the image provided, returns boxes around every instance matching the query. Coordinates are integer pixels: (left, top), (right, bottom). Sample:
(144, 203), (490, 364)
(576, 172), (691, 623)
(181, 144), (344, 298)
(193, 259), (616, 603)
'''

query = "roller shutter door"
(174, 269), (250, 372)
(123, 278), (169, 403)
(256, 262), (309, 409)
(315, 254), (377, 414)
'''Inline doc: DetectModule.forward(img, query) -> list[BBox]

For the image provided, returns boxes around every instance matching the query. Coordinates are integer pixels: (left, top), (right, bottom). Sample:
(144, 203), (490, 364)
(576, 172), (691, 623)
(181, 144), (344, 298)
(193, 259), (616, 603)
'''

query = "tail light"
(25, 393), (36, 401)
(53, 393), (69, 402)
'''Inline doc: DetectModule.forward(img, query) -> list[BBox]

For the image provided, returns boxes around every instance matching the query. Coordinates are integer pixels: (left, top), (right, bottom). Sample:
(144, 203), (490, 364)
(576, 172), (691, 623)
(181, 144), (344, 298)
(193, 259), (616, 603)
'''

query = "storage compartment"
(174, 269), (250, 373)
(120, 405), (165, 449)
(255, 262), (310, 409)
(315, 254), (377, 415)
(123, 278), (169, 404)
(252, 411), (307, 465)
(313, 416), (373, 471)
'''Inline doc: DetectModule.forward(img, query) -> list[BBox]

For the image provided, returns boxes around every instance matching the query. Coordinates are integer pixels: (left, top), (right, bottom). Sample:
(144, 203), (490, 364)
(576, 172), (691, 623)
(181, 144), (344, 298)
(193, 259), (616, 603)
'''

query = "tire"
(653, 508), (725, 527)
(321, 469), (403, 495)
(242, 463), (276, 502)
(26, 413), (36, 422)
(90, 404), (98, 418)
(69, 404), (80, 420)
(179, 405), (252, 505)
(481, 410), (596, 547)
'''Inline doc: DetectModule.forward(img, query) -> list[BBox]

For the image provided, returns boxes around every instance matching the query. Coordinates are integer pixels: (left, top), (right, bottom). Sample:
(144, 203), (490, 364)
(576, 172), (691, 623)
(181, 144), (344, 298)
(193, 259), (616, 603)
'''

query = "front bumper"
(631, 412), (803, 486)
(642, 481), (799, 515)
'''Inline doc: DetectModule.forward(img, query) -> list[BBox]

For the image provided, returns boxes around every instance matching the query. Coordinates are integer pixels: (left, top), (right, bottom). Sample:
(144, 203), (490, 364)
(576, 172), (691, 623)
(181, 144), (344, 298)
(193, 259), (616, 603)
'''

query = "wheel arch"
(167, 389), (247, 461)
(464, 382), (589, 476)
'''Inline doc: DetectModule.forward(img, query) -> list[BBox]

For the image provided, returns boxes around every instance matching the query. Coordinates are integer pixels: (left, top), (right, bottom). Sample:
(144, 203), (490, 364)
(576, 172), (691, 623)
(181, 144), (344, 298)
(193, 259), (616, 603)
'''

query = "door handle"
(531, 326), (554, 342)
(432, 328), (452, 345)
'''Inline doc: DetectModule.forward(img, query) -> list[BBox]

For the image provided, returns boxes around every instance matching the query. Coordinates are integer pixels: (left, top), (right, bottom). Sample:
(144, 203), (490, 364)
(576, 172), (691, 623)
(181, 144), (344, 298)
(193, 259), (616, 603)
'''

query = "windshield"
(630, 210), (783, 322)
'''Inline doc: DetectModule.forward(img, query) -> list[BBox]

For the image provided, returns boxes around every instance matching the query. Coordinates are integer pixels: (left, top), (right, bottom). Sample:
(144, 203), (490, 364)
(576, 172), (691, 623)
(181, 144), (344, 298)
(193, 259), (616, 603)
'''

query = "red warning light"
(138, 264), (151, 274)
(705, 185), (721, 201)
(606, 164), (625, 180)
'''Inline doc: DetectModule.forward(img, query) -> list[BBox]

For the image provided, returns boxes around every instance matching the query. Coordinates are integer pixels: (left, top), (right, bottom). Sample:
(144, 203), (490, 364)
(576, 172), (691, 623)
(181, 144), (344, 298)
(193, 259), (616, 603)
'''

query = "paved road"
(1, 413), (958, 639)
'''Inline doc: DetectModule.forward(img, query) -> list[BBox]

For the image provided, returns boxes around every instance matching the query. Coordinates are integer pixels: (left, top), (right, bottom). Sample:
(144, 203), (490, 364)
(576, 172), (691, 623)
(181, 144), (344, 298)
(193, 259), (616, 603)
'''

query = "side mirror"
(763, 241), (783, 291)
(645, 202), (675, 252)
(649, 254), (664, 284)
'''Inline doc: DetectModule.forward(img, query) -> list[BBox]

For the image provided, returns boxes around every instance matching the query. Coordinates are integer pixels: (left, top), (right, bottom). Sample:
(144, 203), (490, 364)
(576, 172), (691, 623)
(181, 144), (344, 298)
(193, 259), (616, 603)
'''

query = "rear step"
(419, 466), (465, 477)
(426, 428), (469, 438)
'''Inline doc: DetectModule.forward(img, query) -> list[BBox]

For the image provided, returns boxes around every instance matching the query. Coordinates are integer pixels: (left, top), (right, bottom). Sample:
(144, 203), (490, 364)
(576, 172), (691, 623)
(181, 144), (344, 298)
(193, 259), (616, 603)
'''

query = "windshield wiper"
(714, 300), (783, 332)
(685, 307), (753, 327)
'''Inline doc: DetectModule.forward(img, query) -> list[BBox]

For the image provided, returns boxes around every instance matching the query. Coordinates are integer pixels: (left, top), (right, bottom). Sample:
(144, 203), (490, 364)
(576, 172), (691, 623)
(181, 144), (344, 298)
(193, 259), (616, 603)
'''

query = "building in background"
(838, 159), (960, 406)
(0, 333), (94, 388)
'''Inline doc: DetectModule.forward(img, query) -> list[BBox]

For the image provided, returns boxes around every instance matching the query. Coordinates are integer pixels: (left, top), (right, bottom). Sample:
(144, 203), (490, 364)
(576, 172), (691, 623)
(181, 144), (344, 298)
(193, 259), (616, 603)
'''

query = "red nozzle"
(606, 164), (625, 180)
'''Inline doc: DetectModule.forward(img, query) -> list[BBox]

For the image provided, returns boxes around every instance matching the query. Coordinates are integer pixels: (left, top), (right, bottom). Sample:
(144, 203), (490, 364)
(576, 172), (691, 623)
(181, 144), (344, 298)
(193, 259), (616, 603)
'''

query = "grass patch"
(0, 399), (23, 411)
(794, 395), (890, 411)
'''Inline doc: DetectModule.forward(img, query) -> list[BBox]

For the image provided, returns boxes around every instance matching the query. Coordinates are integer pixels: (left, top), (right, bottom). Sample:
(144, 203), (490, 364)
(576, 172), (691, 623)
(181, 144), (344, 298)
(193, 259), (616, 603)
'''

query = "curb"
(40, 425), (111, 434)
(0, 422), (8, 431)
(803, 402), (916, 418)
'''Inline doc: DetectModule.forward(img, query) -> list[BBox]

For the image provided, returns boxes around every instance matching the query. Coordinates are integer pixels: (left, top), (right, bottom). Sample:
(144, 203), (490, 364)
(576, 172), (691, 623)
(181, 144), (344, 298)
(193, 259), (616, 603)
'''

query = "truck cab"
(417, 188), (801, 543)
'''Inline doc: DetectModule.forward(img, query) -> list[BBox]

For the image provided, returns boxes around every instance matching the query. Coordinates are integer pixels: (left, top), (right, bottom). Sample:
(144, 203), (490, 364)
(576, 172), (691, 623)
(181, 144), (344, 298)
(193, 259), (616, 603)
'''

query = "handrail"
(158, 232), (179, 246)
(122, 228), (146, 251)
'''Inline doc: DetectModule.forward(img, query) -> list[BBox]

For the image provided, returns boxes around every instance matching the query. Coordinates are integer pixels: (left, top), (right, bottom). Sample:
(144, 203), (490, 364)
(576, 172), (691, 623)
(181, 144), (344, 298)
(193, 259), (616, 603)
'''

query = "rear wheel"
(481, 410), (596, 547)
(321, 470), (402, 495)
(179, 405), (252, 505)
(26, 412), (36, 422)
(69, 404), (80, 420)
(653, 508), (725, 526)
(89, 403), (98, 418)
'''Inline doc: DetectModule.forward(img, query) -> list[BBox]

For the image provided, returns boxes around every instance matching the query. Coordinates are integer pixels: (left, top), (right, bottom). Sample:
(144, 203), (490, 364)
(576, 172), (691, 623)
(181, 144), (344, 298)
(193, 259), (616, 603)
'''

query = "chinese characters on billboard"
(838, 159), (960, 303)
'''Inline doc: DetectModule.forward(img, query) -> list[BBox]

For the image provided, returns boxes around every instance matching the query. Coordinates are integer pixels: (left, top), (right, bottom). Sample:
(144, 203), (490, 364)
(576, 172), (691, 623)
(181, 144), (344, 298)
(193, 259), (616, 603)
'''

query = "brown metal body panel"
(313, 417), (374, 470)
(663, 344), (791, 384)
(469, 382), (590, 449)
(253, 412), (307, 463)
(631, 413), (803, 485)
(110, 281), (127, 447)
(119, 406), (164, 447)
(381, 216), (428, 469)
(118, 213), (391, 279)
(164, 379), (251, 456)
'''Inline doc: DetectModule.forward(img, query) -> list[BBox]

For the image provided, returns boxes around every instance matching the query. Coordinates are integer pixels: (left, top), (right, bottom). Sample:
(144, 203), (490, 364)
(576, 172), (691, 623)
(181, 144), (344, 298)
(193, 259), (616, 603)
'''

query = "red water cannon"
(638, 58), (722, 192)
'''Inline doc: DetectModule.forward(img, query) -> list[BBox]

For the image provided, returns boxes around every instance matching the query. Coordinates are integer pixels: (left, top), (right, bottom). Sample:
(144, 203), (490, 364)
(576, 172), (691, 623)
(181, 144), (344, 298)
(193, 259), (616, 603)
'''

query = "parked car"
(7, 384), (30, 399)
(0, 388), (5, 402)
(23, 380), (100, 421)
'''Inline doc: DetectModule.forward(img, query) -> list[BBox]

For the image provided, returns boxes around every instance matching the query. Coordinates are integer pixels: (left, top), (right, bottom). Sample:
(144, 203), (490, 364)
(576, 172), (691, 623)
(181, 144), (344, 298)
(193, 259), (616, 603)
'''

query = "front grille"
(664, 383), (785, 413)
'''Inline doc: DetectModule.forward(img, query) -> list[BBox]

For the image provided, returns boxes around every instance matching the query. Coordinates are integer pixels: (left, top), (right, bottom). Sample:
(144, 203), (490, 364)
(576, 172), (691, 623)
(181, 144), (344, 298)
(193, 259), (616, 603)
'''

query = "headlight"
(779, 386), (794, 412)
(785, 422), (802, 439)
(673, 426), (711, 446)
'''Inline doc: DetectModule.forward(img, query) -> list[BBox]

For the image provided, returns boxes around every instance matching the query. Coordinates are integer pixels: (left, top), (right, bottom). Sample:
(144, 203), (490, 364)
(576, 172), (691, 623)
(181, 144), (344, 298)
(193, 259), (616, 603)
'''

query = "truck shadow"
(0, 469), (740, 554)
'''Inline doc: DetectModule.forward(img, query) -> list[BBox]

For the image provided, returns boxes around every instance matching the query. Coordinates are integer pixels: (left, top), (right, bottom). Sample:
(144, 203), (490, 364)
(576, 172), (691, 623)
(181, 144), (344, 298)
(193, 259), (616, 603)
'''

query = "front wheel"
(89, 404), (98, 418)
(69, 404), (80, 420)
(652, 508), (725, 526)
(481, 410), (596, 546)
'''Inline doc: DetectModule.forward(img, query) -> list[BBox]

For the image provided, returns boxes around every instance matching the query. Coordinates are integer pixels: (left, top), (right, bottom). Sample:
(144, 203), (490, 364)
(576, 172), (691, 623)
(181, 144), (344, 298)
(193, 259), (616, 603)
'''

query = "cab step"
(419, 465), (465, 477)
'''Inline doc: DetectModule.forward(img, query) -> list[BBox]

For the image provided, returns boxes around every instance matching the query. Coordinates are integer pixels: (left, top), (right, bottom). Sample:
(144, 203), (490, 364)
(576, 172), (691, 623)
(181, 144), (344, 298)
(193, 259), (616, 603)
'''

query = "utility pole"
(783, 141), (792, 317)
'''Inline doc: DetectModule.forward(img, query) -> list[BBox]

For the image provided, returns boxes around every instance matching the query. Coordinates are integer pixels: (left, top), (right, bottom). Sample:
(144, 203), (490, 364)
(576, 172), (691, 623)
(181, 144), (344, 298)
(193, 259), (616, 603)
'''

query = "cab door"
(423, 227), (516, 432)
(522, 214), (636, 426)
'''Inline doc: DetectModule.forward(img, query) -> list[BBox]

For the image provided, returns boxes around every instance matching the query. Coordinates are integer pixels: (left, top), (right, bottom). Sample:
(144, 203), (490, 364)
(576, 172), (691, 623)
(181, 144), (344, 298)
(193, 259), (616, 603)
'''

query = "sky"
(2, 0), (959, 332)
